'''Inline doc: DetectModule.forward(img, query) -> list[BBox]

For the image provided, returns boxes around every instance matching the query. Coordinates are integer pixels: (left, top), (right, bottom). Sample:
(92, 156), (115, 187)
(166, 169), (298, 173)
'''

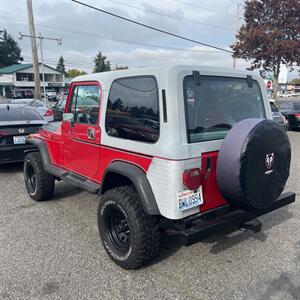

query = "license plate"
(13, 136), (26, 144)
(178, 187), (203, 211)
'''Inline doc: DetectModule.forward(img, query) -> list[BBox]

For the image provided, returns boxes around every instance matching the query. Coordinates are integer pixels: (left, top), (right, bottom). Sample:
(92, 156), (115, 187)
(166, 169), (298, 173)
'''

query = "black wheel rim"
(105, 205), (130, 254)
(26, 164), (36, 193)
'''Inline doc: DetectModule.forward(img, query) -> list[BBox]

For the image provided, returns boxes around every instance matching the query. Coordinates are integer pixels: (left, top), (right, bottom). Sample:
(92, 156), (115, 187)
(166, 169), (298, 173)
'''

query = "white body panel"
(72, 64), (271, 219)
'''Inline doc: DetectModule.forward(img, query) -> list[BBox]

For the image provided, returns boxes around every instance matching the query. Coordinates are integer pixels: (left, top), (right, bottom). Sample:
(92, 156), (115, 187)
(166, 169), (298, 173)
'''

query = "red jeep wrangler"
(24, 65), (295, 269)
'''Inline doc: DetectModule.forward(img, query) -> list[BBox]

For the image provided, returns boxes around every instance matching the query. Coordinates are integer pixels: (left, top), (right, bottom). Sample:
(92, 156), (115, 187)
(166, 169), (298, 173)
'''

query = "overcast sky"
(0, 0), (298, 79)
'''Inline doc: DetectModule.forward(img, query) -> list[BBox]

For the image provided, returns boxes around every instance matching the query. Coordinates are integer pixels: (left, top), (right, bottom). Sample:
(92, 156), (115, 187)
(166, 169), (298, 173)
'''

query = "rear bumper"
(177, 192), (296, 246)
(0, 144), (36, 164)
(290, 120), (300, 129)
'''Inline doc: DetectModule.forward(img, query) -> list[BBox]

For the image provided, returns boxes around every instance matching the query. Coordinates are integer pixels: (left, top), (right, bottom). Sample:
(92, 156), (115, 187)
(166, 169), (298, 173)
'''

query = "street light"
(18, 32), (62, 104)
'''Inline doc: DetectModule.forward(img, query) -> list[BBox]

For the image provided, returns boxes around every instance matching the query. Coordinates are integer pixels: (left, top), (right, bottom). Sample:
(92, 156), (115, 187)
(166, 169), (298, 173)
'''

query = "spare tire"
(216, 118), (291, 211)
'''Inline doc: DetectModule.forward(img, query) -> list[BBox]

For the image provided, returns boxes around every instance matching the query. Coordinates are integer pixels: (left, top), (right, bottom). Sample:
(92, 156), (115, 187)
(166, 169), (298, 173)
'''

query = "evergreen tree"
(0, 29), (23, 67)
(93, 52), (111, 73)
(56, 56), (66, 75)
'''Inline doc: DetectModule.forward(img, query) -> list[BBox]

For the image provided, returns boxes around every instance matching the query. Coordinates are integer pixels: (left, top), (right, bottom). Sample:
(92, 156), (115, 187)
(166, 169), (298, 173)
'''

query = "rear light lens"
(45, 109), (54, 117)
(294, 113), (300, 120)
(183, 168), (202, 190)
(0, 131), (7, 137)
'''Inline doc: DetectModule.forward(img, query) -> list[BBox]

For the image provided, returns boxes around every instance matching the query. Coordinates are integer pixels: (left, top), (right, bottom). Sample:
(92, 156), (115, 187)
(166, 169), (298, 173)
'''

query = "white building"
(0, 63), (65, 97)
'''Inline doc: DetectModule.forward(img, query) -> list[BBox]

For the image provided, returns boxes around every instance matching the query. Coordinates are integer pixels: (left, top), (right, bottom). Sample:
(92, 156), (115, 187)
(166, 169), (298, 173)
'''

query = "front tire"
(97, 186), (160, 269)
(24, 152), (55, 201)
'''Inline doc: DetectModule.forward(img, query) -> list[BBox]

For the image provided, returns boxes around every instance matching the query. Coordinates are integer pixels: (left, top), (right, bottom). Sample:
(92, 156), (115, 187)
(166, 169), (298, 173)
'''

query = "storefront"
(0, 63), (65, 97)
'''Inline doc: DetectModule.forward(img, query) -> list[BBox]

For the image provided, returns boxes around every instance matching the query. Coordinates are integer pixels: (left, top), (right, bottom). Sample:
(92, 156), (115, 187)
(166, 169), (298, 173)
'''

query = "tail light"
(294, 113), (300, 120)
(183, 168), (202, 190)
(44, 109), (54, 117)
(0, 131), (7, 137)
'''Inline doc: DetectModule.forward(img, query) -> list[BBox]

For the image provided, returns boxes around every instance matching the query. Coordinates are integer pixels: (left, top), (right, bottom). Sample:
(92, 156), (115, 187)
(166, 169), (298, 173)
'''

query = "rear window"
(279, 102), (293, 111)
(105, 76), (159, 143)
(183, 75), (265, 143)
(0, 107), (42, 121)
(57, 99), (66, 108)
(294, 103), (300, 110)
(32, 100), (44, 107)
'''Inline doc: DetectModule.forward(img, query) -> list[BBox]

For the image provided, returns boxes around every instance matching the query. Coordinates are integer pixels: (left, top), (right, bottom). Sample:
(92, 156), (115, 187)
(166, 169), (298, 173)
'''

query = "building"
(0, 63), (66, 97)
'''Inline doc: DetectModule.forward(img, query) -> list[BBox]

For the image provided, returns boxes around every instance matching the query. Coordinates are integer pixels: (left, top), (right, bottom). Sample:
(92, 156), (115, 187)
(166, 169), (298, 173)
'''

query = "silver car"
(8, 99), (54, 122)
(270, 100), (287, 129)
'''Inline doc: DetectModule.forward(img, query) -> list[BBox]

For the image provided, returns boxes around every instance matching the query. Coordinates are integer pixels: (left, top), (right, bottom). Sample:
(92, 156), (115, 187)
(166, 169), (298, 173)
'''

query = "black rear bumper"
(177, 192), (296, 246)
(0, 144), (36, 164)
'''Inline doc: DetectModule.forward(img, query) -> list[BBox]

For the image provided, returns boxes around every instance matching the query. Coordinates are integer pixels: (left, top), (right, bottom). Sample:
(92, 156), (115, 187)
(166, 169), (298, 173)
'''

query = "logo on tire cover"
(265, 153), (275, 170)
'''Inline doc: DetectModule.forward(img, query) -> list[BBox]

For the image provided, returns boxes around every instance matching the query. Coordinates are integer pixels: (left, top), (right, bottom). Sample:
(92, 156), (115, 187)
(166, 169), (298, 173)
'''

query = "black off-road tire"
(97, 186), (160, 269)
(24, 152), (55, 201)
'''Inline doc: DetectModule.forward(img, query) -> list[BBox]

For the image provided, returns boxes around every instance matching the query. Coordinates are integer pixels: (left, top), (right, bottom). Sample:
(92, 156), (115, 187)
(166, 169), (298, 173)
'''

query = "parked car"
(280, 93), (291, 98)
(269, 100), (287, 129)
(0, 104), (45, 164)
(24, 65), (295, 269)
(23, 89), (34, 99)
(46, 90), (57, 102)
(13, 91), (25, 99)
(57, 91), (69, 101)
(8, 99), (54, 122)
(279, 101), (300, 130)
(51, 98), (66, 121)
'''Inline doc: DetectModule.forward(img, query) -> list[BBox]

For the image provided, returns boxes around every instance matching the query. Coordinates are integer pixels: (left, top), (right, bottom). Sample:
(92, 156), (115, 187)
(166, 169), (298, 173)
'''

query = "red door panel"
(63, 81), (102, 180)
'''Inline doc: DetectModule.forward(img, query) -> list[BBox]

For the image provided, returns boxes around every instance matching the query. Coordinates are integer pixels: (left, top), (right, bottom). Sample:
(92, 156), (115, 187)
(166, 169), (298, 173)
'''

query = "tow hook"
(240, 219), (262, 233)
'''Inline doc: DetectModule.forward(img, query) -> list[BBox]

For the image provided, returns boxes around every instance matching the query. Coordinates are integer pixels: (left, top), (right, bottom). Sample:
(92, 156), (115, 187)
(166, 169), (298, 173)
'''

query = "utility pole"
(233, 2), (240, 69)
(26, 0), (41, 99)
(39, 32), (46, 103)
(19, 32), (62, 105)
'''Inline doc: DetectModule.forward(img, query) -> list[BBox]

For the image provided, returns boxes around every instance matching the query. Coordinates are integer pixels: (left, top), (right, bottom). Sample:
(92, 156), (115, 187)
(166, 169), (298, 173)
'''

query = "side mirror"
(63, 112), (74, 122)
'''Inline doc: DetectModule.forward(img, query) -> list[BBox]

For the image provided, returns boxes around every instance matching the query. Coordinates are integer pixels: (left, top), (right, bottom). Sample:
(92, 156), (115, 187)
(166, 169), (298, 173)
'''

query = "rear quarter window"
(105, 76), (159, 143)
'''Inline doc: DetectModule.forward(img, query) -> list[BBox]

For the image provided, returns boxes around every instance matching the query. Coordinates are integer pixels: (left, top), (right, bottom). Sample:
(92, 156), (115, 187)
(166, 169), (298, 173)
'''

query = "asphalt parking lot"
(0, 131), (299, 300)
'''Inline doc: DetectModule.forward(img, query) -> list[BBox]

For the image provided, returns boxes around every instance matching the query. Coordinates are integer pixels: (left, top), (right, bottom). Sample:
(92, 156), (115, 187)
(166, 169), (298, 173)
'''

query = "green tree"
(0, 29), (23, 67)
(56, 55), (66, 75)
(232, 0), (300, 100)
(93, 52), (111, 73)
(67, 68), (87, 78)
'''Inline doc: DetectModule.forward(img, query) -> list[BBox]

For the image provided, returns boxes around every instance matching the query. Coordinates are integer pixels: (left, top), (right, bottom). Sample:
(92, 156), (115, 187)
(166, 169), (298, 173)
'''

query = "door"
(64, 82), (102, 180)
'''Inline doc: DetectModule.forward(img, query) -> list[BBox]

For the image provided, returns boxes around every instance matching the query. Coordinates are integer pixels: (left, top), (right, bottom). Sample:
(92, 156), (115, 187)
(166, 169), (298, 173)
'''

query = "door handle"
(87, 128), (95, 140)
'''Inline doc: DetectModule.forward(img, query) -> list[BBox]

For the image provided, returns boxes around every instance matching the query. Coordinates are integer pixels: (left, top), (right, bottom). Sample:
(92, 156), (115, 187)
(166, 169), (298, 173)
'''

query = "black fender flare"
(25, 137), (52, 168)
(25, 137), (64, 178)
(101, 161), (160, 215)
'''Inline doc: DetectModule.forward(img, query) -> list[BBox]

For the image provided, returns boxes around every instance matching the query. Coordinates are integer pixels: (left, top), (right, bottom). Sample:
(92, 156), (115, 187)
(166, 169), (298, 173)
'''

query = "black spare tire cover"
(216, 118), (291, 211)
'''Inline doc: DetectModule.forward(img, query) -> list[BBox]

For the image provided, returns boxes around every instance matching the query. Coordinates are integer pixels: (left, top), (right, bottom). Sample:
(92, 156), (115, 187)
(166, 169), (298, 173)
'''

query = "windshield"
(183, 75), (265, 143)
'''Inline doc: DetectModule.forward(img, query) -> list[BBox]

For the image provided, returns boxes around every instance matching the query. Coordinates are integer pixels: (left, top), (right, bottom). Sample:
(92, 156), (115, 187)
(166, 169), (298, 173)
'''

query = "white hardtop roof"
(71, 64), (259, 90)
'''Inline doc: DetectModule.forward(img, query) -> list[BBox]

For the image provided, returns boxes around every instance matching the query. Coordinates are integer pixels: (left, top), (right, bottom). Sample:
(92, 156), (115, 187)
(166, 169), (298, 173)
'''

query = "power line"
(70, 0), (233, 54)
(109, 0), (234, 31)
(1, 14), (227, 54)
(176, 0), (237, 18)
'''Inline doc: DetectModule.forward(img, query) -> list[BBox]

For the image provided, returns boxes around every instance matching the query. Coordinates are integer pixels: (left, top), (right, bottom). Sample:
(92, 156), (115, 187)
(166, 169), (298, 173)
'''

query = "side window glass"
(105, 76), (159, 143)
(69, 85), (100, 125)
